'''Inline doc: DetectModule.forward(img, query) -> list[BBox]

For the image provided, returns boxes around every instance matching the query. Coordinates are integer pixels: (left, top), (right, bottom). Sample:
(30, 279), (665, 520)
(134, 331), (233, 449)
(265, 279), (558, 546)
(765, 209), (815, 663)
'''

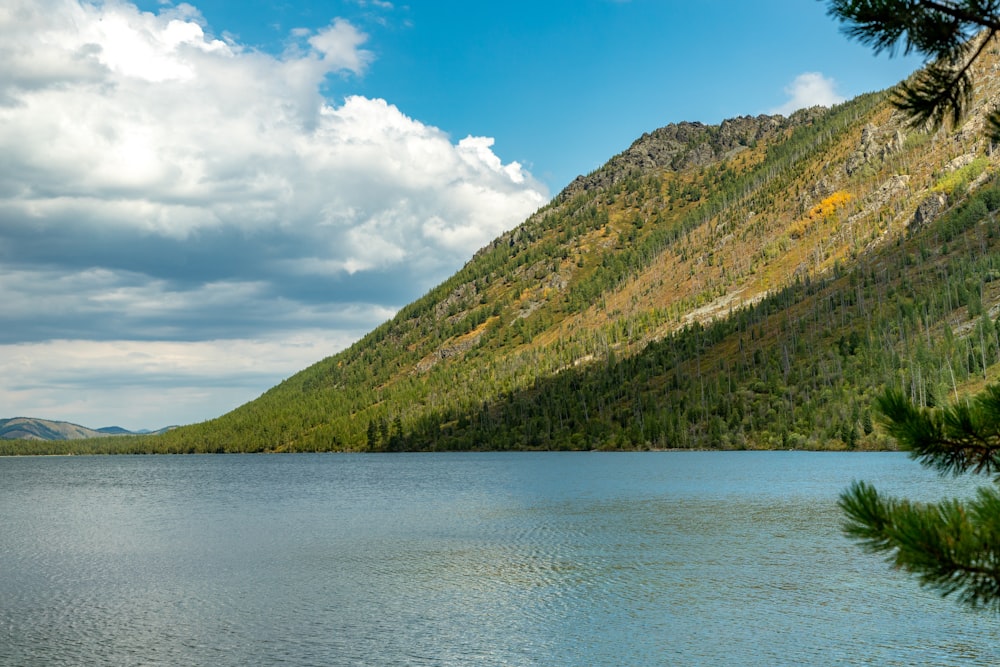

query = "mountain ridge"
(558, 107), (828, 200)
(0, 417), (172, 441)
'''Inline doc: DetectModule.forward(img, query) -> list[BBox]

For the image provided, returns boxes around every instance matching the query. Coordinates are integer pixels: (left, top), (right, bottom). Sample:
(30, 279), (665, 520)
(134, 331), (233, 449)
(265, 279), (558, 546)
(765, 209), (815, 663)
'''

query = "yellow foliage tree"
(788, 191), (853, 238)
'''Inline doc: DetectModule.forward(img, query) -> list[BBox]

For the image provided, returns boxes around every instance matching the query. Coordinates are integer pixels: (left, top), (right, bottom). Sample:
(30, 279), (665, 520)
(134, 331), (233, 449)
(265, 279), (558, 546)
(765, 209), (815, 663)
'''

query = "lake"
(0, 451), (997, 666)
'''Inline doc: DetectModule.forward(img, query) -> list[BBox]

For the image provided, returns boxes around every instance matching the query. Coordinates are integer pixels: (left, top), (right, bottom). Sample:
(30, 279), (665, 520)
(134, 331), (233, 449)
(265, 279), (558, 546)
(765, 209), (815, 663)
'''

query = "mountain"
(0, 418), (173, 441)
(1, 418), (111, 441)
(12, 46), (1000, 455)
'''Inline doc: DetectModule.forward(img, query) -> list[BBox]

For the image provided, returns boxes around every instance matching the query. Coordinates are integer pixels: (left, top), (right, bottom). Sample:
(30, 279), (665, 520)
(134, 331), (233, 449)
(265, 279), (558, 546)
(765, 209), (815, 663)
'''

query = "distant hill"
(0, 418), (171, 441)
(96, 426), (136, 436)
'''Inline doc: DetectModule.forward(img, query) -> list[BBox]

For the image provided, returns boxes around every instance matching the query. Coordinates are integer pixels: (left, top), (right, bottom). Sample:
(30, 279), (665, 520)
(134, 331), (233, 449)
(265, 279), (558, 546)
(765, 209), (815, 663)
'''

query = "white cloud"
(307, 18), (373, 73)
(770, 72), (845, 116)
(351, 0), (395, 9)
(0, 1), (546, 257)
(0, 0), (549, 427)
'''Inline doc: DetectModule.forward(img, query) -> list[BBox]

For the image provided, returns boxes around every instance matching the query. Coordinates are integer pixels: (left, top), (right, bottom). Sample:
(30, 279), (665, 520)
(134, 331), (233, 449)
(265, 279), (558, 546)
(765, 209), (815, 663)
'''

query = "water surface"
(1, 452), (997, 666)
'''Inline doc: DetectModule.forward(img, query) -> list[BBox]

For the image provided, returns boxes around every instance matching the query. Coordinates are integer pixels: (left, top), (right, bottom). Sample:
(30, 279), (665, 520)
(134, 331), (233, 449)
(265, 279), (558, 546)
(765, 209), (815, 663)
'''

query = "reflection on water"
(1, 452), (997, 666)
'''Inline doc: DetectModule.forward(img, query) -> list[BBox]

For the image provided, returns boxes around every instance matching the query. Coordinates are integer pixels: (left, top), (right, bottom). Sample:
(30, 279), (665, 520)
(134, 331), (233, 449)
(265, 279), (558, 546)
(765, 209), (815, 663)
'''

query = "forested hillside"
(10, 46), (1000, 455)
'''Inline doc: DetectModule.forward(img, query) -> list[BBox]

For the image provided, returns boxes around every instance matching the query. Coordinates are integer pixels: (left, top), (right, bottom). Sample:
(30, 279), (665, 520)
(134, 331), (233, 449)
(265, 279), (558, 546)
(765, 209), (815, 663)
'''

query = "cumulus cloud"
(770, 72), (845, 116)
(307, 18), (373, 72)
(0, 0), (548, 427)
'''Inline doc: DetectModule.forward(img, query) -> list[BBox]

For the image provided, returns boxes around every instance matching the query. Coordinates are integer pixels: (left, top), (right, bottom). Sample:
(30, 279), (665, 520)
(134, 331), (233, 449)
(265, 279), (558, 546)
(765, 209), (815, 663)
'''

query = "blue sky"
(0, 0), (923, 429)
(134, 0), (923, 190)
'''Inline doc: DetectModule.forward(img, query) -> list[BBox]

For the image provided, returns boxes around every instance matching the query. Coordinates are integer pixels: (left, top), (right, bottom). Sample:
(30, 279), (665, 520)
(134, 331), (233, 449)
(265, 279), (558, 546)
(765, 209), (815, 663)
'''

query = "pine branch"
(827, 0), (983, 56)
(894, 28), (996, 130)
(922, 0), (1000, 33)
(827, 1), (1000, 138)
(840, 482), (1000, 610)
(875, 387), (1000, 475)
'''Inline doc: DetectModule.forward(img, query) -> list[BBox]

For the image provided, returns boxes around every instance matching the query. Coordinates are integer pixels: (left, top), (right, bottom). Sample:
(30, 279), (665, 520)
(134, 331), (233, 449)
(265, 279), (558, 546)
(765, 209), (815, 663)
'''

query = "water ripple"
(1, 452), (998, 666)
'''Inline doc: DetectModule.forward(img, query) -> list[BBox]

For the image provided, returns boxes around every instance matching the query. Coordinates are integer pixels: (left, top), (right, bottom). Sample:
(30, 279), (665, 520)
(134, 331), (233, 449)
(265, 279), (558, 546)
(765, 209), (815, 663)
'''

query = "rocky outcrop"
(558, 109), (827, 201)
(845, 123), (906, 175)
(911, 192), (948, 230)
(434, 282), (478, 320)
(414, 330), (486, 373)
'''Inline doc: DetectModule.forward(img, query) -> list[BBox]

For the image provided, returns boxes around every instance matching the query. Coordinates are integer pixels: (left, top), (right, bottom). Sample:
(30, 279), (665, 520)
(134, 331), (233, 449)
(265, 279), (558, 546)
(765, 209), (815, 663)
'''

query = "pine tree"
(826, 0), (1000, 139)
(839, 386), (1000, 610)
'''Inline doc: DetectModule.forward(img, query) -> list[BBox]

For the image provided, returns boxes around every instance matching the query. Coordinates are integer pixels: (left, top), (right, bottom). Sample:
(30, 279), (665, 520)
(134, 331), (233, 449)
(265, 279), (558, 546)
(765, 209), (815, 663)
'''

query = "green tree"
(366, 418), (380, 451)
(839, 386), (1000, 610)
(826, 0), (1000, 138)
